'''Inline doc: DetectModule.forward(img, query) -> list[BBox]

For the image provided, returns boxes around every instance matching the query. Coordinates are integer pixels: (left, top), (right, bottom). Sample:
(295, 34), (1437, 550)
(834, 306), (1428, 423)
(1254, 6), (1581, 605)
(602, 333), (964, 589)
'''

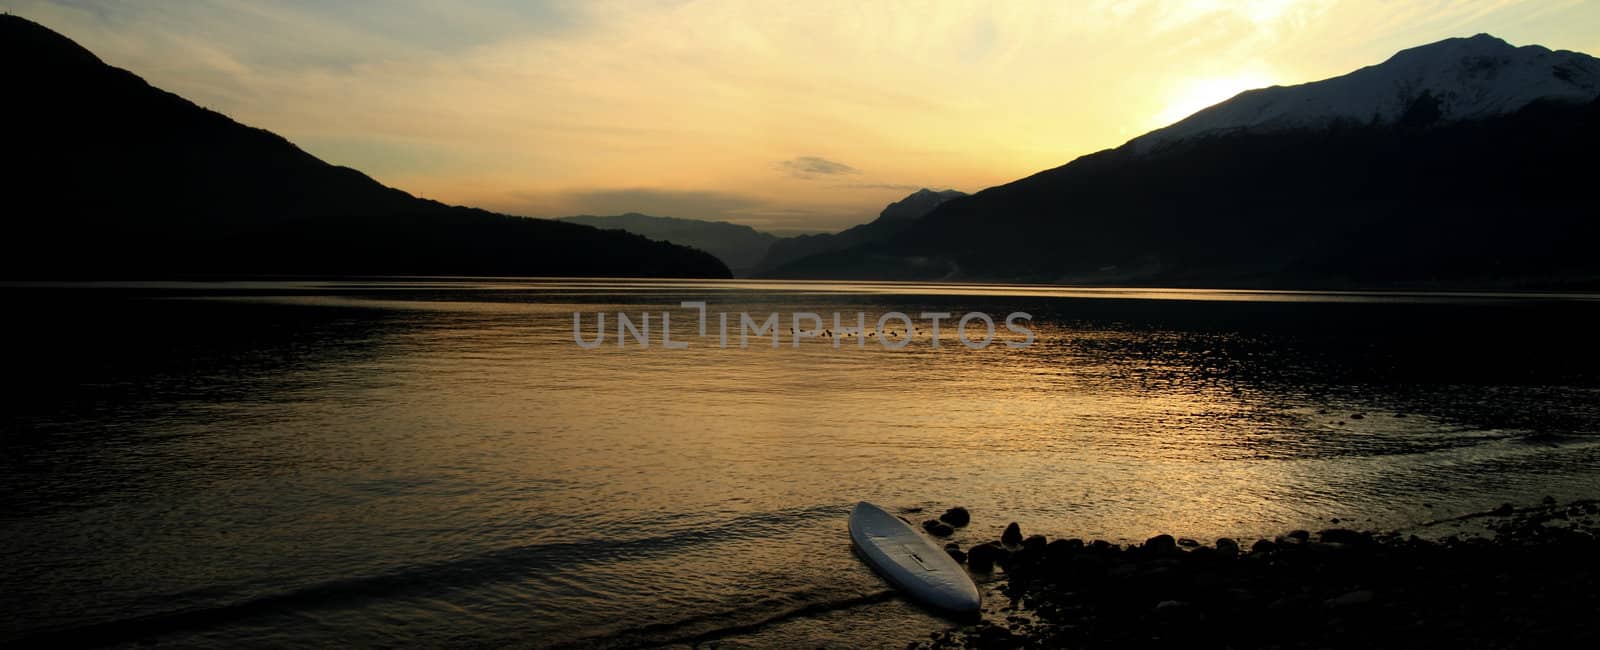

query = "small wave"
(550, 588), (897, 649)
(10, 504), (848, 647)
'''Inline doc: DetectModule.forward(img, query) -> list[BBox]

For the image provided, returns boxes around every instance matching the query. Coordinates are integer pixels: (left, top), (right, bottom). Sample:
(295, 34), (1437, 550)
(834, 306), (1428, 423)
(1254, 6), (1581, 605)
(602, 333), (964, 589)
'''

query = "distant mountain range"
(759, 189), (965, 276)
(1, 15), (729, 279)
(771, 35), (1600, 289)
(557, 188), (965, 277)
(556, 213), (780, 276)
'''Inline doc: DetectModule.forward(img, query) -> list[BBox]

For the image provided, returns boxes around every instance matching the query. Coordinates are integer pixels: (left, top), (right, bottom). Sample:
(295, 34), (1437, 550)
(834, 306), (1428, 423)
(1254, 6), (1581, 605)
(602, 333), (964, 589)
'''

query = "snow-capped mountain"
(768, 34), (1600, 288)
(1132, 34), (1600, 153)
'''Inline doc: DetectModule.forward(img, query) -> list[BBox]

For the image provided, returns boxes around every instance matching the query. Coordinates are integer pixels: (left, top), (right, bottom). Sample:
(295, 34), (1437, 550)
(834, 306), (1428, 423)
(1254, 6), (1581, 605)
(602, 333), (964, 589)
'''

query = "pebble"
(1001, 522), (1024, 547)
(940, 507), (972, 527)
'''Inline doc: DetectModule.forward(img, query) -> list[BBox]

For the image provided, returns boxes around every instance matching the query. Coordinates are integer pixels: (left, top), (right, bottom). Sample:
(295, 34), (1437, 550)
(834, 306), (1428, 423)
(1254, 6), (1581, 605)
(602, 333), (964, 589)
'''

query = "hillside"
(0, 15), (730, 279)
(557, 213), (779, 276)
(759, 188), (964, 275)
(772, 36), (1600, 289)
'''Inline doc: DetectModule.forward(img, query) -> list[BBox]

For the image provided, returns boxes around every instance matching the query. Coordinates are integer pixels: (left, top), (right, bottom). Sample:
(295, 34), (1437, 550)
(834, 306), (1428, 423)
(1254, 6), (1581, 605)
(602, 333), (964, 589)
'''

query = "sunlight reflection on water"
(2, 279), (1599, 647)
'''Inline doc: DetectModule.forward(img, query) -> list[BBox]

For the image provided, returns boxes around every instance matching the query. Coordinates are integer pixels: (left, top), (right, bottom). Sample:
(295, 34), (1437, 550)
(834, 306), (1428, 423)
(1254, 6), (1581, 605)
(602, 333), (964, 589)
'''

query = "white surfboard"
(848, 501), (981, 613)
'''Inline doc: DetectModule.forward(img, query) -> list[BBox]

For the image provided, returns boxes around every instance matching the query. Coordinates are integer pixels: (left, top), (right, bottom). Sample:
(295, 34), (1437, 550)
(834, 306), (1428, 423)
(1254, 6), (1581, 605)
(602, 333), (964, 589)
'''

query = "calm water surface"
(3, 279), (1599, 647)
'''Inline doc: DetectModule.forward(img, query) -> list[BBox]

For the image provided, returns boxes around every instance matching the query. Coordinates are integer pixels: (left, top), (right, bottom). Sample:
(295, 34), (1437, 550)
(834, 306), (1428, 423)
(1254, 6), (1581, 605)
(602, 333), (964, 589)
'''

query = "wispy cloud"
(778, 156), (859, 178)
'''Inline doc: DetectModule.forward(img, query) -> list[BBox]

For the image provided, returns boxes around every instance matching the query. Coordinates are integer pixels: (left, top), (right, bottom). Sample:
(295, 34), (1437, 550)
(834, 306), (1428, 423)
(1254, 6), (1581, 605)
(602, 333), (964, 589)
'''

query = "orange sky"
(6, 0), (1598, 233)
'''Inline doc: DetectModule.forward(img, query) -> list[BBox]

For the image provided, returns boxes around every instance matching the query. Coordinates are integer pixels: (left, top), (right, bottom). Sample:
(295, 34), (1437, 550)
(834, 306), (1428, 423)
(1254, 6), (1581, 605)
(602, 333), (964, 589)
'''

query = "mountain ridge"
(1133, 33), (1600, 153)
(1, 14), (731, 279)
(758, 188), (965, 275)
(771, 34), (1600, 289)
(556, 213), (780, 275)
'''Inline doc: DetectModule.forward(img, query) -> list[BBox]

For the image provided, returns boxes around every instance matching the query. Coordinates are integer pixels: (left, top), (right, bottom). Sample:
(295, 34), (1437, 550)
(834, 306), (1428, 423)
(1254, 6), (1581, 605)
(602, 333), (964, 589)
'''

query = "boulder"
(1317, 528), (1372, 546)
(1001, 522), (1024, 547)
(968, 542), (1009, 571)
(938, 506), (971, 527)
(1144, 534), (1178, 554)
(1215, 537), (1241, 557)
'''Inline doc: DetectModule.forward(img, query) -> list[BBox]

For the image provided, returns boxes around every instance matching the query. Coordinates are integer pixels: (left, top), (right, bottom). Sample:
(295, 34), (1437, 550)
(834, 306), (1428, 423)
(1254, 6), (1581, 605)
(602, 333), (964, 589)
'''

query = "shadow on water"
(0, 287), (420, 517)
(10, 503), (848, 646)
(551, 589), (898, 649)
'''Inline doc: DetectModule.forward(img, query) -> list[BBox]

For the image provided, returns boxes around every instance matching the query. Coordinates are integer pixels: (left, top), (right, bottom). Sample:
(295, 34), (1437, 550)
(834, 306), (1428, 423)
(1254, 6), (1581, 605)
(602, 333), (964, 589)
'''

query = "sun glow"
(1153, 73), (1279, 129)
(19, 0), (1599, 230)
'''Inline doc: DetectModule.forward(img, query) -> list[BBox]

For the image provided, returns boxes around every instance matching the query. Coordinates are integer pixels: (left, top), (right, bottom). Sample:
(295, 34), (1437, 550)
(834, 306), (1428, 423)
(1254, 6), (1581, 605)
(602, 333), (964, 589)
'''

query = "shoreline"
(912, 498), (1600, 648)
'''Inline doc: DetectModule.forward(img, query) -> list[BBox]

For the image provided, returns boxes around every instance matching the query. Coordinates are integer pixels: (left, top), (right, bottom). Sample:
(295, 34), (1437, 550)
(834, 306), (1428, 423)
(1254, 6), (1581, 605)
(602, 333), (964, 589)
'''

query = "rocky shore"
(912, 499), (1600, 649)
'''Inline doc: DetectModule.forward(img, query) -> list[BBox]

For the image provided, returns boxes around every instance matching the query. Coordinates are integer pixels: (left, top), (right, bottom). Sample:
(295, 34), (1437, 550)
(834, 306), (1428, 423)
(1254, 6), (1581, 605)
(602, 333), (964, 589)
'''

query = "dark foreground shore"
(915, 499), (1600, 649)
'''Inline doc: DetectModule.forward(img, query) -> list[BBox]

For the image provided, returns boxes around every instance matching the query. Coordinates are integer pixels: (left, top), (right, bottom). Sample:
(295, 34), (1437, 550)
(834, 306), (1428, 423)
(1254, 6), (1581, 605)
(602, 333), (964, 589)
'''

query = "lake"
(3, 279), (1599, 647)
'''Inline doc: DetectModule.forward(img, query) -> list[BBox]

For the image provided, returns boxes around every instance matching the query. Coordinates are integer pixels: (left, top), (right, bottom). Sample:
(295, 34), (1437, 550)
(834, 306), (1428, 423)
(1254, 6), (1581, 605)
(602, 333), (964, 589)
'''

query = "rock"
(1145, 534), (1178, 554)
(1251, 539), (1278, 554)
(1325, 589), (1375, 607)
(1005, 544), (1043, 572)
(1492, 503), (1515, 517)
(1317, 528), (1371, 546)
(967, 542), (1008, 571)
(1070, 553), (1109, 575)
(944, 542), (966, 563)
(1089, 540), (1116, 553)
(1350, 413), (1366, 420)
(1045, 539), (1079, 559)
(938, 506), (971, 527)
(1215, 538), (1241, 557)
(1022, 534), (1048, 552)
(1542, 495), (1557, 505)
(1001, 522), (1024, 547)
(1286, 529), (1311, 542)
(922, 519), (954, 537)
(1177, 537), (1200, 548)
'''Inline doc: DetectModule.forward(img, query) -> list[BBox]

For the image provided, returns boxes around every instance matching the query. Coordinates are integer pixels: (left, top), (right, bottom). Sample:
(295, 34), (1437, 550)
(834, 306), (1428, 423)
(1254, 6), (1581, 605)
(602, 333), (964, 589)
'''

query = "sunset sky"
(6, 0), (1597, 233)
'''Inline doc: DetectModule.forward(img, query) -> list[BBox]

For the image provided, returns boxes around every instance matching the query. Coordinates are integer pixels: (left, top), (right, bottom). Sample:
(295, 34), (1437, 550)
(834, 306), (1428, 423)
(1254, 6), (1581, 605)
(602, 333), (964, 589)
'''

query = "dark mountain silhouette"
(758, 188), (964, 274)
(556, 213), (780, 276)
(772, 36), (1600, 289)
(0, 15), (729, 279)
